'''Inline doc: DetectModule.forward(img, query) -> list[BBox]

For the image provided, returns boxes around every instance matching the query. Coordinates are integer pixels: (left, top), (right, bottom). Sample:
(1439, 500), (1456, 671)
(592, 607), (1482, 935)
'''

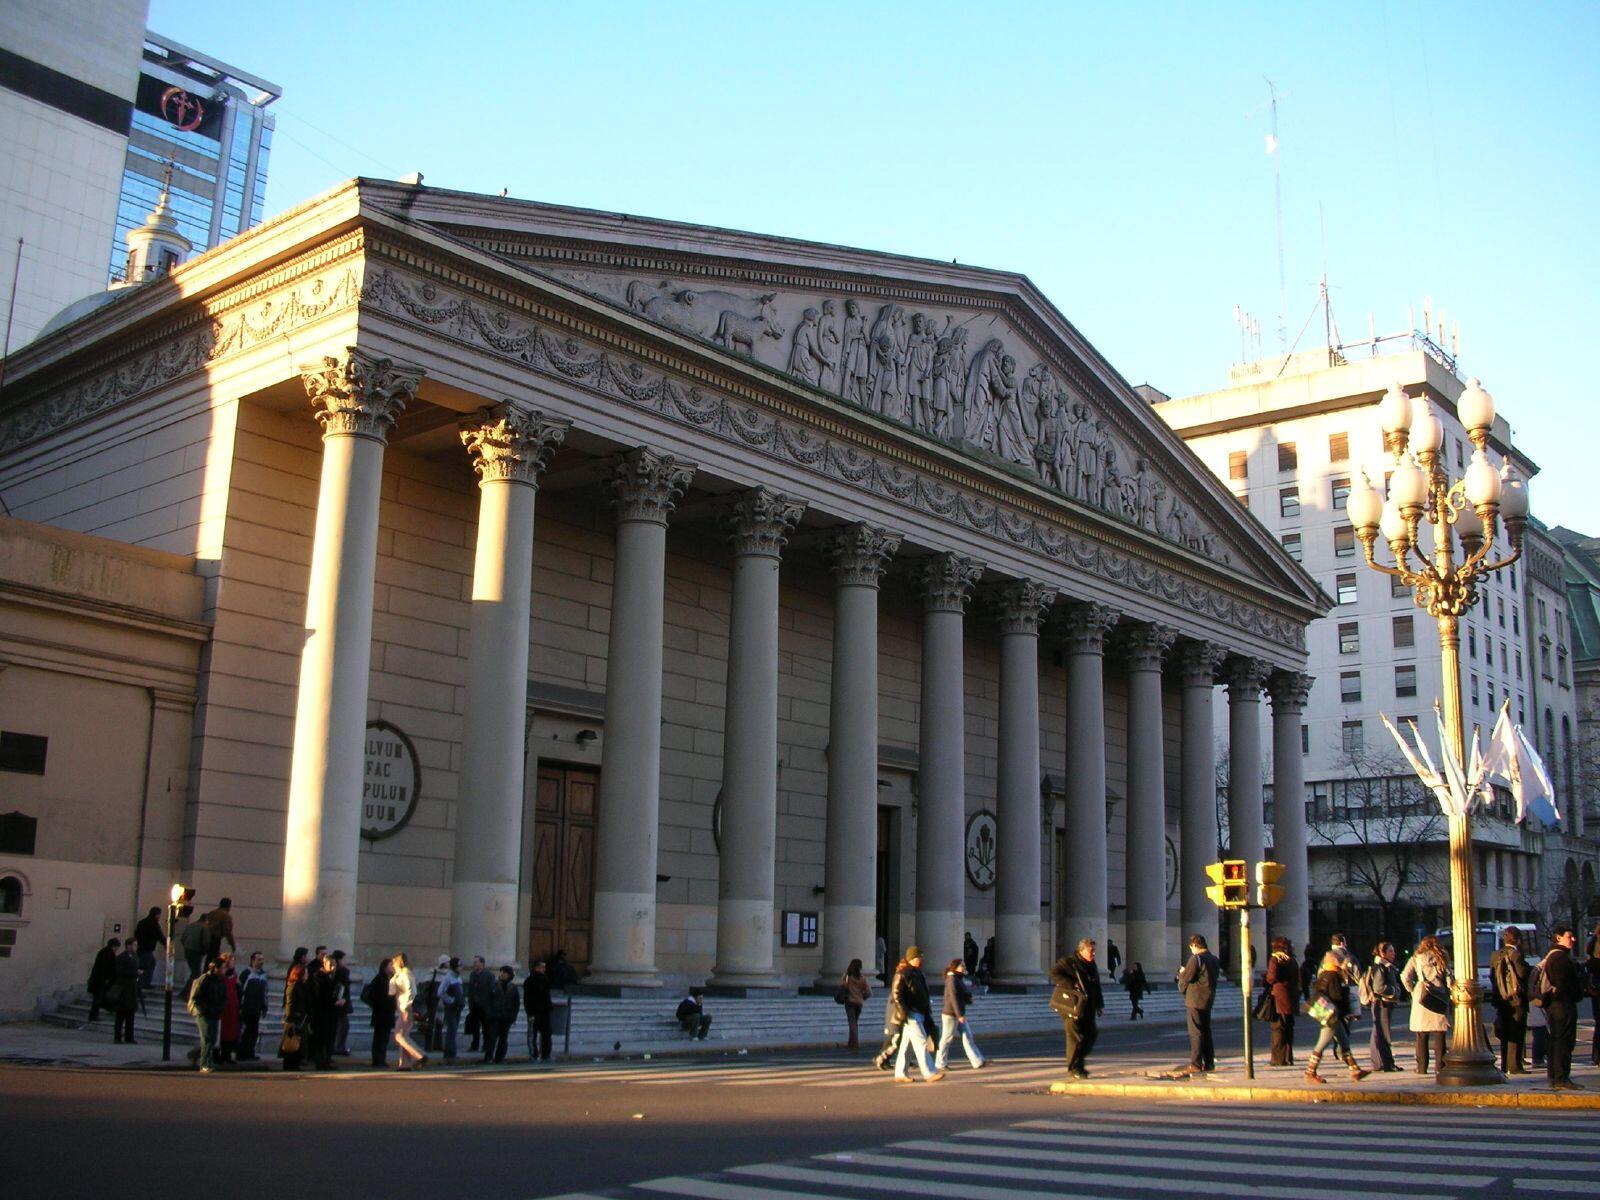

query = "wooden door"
(528, 764), (598, 972)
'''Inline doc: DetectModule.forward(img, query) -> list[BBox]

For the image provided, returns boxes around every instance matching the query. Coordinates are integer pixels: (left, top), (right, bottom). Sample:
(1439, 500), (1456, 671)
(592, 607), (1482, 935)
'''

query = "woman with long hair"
(1264, 936), (1300, 1066)
(1304, 952), (1370, 1084)
(389, 952), (426, 1070)
(935, 957), (986, 1072)
(1400, 935), (1452, 1074)
(840, 957), (872, 1053)
(279, 962), (310, 1071)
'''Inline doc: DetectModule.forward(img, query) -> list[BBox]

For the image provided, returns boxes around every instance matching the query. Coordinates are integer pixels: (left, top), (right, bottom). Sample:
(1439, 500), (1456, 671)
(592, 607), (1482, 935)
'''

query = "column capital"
(918, 552), (985, 614)
(1176, 640), (1227, 688)
(825, 523), (902, 587)
(1224, 655), (1272, 699)
(988, 578), (1058, 635)
(722, 487), (806, 557)
(301, 347), (423, 442)
(1118, 621), (1177, 671)
(1057, 601), (1119, 654)
(1267, 670), (1315, 714)
(607, 447), (696, 524)
(460, 403), (569, 486)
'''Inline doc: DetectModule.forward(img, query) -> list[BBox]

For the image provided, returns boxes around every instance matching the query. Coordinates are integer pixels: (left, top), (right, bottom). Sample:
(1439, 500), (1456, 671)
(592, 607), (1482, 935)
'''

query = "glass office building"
(109, 32), (279, 282)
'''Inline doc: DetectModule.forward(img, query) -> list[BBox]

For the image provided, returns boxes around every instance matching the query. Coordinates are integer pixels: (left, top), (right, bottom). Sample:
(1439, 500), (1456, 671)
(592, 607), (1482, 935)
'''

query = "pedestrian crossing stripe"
(1036, 1110), (1600, 1142)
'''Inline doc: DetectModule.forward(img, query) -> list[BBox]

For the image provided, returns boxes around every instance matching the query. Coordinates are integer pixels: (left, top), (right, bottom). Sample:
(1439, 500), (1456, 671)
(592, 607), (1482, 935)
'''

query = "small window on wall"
(0, 812), (38, 856)
(0, 732), (47, 775)
(1280, 488), (1301, 518)
(1278, 442), (1298, 472)
(1282, 532), (1302, 562)
(1395, 665), (1417, 698)
(1393, 616), (1414, 648)
(1391, 574), (1410, 598)
(1229, 451), (1248, 480)
(1331, 477), (1352, 510)
(1342, 720), (1364, 753)
(1339, 622), (1360, 654)
(1334, 526), (1356, 558)
(1470, 674), (1480, 705)
(1340, 671), (1362, 702)
(1336, 573), (1358, 604)
(1328, 433), (1349, 462)
(1300, 725), (1309, 754)
(0, 875), (20, 918)
(1236, 492), (1250, 510)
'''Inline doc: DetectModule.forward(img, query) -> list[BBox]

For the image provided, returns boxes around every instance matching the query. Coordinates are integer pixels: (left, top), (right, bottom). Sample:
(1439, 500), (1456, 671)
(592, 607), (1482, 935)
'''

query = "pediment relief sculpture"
(548, 271), (1229, 565)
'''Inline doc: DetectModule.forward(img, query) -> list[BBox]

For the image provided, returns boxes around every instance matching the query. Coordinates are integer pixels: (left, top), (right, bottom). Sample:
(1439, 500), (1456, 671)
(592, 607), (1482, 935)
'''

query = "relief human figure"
(1033, 388), (1069, 488)
(818, 299), (842, 392)
(905, 313), (936, 428)
(961, 338), (1008, 449)
(840, 299), (871, 405)
(1124, 457), (1165, 530)
(1072, 403), (1099, 502)
(868, 326), (904, 419)
(1096, 425), (1120, 512)
(786, 306), (834, 387)
(928, 326), (968, 438)
(995, 358), (1039, 464)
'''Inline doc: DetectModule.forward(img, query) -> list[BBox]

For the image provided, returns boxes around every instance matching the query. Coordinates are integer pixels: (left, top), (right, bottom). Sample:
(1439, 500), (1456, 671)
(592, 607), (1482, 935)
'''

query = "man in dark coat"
(1177, 933), (1222, 1073)
(132, 907), (164, 988)
(187, 958), (228, 1072)
(523, 959), (553, 1062)
(308, 953), (341, 1069)
(85, 937), (120, 1023)
(110, 940), (141, 1044)
(237, 951), (269, 1061)
(1543, 925), (1585, 1090)
(362, 959), (396, 1068)
(484, 965), (520, 1064)
(1049, 937), (1103, 1079)
(465, 956), (494, 1052)
(1489, 926), (1531, 1074)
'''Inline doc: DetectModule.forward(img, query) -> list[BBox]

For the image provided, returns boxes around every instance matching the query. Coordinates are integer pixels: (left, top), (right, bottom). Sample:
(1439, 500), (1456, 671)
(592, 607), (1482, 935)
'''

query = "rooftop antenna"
(1266, 78), (1288, 352)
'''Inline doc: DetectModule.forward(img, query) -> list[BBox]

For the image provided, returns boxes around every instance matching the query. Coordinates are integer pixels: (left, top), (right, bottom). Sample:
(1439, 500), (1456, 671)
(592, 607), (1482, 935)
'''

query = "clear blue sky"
(152, 0), (1598, 529)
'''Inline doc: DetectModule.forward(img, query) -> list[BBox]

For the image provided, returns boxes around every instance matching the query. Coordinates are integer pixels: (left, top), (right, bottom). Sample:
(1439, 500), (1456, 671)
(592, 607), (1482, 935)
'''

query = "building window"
(1495, 853), (1504, 888)
(1279, 488), (1300, 518)
(1470, 674), (1479, 705)
(1282, 532), (1302, 562)
(1515, 650), (1523, 680)
(1512, 605), (1520, 635)
(1342, 720), (1363, 753)
(1236, 492), (1250, 510)
(1487, 683), (1496, 710)
(1336, 573), (1358, 604)
(1391, 573), (1410, 598)
(1469, 627), (1477, 658)
(1455, 439), (1465, 469)
(0, 812), (37, 856)
(1333, 526), (1356, 558)
(1499, 643), (1507, 672)
(1339, 622), (1360, 654)
(0, 875), (21, 917)
(1278, 442), (1297, 472)
(1538, 598), (1548, 628)
(1301, 725), (1309, 754)
(1229, 451), (1248, 480)
(1331, 476), (1351, 511)
(1393, 615), (1414, 648)
(1497, 597), (1505, 627)
(1395, 665), (1417, 698)
(1517, 695), (1525, 723)
(1340, 671), (1362, 702)
(0, 732), (47, 775)
(1328, 432), (1349, 463)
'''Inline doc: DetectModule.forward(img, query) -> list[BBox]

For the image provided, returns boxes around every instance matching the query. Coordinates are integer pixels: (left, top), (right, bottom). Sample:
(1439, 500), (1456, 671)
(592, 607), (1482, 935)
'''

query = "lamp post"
(1347, 379), (1529, 1087)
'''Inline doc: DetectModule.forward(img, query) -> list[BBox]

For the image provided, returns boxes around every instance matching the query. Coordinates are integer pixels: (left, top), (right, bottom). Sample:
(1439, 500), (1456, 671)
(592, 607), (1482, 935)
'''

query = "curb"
(1047, 1079), (1600, 1110)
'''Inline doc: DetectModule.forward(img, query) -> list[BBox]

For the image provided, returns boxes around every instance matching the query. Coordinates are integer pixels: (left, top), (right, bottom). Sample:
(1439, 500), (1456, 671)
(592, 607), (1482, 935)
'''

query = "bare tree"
(1307, 746), (1449, 935)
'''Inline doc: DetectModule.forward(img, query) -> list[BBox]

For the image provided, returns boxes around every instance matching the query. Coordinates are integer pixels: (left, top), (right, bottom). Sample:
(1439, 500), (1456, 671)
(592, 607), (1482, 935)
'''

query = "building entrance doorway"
(528, 764), (597, 971)
(876, 803), (901, 980)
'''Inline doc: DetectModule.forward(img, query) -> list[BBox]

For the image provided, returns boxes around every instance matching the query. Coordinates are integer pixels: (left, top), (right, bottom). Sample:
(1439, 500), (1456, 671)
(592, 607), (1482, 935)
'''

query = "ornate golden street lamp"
(1346, 379), (1529, 1087)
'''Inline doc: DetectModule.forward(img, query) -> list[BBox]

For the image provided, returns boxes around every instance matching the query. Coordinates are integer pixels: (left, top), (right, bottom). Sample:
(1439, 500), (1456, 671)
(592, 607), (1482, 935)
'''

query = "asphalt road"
(1, 1019), (1592, 1200)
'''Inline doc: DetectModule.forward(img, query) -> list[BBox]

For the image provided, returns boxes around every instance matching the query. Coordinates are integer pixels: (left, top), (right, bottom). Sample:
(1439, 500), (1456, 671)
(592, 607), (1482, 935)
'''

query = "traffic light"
(1205, 860), (1250, 909)
(1255, 861), (1287, 909)
(169, 884), (195, 920)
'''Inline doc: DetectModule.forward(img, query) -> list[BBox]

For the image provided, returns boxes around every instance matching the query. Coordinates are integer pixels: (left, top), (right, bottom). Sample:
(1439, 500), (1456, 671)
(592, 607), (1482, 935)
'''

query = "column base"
(450, 879), (520, 969)
(588, 889), (659, 985)
(797, 982), (842, 996)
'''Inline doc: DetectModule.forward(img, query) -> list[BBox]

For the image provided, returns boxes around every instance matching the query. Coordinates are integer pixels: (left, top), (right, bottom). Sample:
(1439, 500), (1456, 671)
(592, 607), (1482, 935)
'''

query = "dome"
(34, 289), (129, 341)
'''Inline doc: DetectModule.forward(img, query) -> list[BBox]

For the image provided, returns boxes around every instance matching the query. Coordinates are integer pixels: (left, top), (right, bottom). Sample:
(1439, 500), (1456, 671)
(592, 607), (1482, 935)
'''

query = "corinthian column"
(1178, 640), (1226, 954)
(1268, 671), (1314, 956)
(990, 579), (1056, 990)
(450, 403), (568, 967)
(1226, 655), (1271, 968)
(1121, 622), (1176, 976)
(709, 488), (806, 992)
(817, 524), (901, 986)
(1059, 602), (1118, 954)
(916, 552), (984, 968)
(281, 348), (422, 958)
(586, 448), (695, 990)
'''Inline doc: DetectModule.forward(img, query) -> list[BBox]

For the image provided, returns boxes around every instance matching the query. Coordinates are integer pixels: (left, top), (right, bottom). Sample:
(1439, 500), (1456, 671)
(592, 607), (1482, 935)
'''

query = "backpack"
(440, 976), (464, 1011)
(360, 974), (382, 1008)
(1493, 953), (1521, 1003)
(1357, 966), (1378, 1009)
(1527, 962), (1548, 1008)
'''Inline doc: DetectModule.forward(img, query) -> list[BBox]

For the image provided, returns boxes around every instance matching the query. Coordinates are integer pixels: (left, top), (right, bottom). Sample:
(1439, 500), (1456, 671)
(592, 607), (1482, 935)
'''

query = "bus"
(1434, 922), (1539, 984)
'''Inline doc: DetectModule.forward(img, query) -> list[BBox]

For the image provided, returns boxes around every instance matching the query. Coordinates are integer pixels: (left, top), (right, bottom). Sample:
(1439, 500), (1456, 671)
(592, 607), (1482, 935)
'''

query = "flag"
(1381, 713), (1457, 817)
(1480, 701), (1561, 828)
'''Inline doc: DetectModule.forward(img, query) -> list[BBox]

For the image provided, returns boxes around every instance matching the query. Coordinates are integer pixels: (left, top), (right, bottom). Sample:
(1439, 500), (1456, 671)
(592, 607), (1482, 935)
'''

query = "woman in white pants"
(935, 959), (986, 1071)
(389, 952), (427, 1070)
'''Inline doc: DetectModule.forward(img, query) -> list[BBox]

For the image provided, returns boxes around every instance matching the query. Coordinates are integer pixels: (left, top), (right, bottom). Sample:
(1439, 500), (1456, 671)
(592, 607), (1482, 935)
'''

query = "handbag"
(1252, 990), (1275, 1022)
(1420, 986), (1450, 1016)
(1305, 994), (1336, 1026)
(279, 1022), (302, 1055)
(833, 983), (850, 1005)
(1049, 987), (1085, 1021)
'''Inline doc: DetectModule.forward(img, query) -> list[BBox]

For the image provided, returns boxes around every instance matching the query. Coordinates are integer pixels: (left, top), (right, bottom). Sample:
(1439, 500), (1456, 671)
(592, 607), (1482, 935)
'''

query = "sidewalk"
(1050, 1053), (1600, 1109)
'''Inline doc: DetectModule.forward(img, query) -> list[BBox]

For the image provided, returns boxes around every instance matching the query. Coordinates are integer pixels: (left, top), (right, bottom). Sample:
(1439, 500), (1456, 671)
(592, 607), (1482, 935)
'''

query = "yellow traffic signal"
(1205, 860), (1250, 909)
(1255, 861), (1287, 909)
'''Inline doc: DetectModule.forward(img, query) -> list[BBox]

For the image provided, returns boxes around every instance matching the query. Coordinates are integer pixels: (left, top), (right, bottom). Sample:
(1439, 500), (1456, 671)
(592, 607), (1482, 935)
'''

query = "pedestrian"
(423, 956), (448, 1053)
(85, 937), (120, 1024)
(390, 953), (427, 1070)
(187, 957), (227, 1073)
(978, 936), (996, 987)
(1049, 937), (1103, 1080)
(1582, 923), (1600, 1067)
(1489, 926), (1531, 1074)
(279, 962), (310, 1071)
(1106, 938), (1122, 979)
(1121, 962), (1149, 1019)
(675, 990), (713, 1039)
(465, 955), (493, 1053)
(546, 949), (578, 989)
(479, 964), (518, 1064)
(1300, 943), (1318, 1001)
(963, 932), (979, 976)
(237, 951), (268, 1061)
(839, 957), (872, 1053)
(199, 897), (236, 966)
(1541, 925), (1585, 1090)
(1177, 933), (1221, 1074)
(177, 916), (209, 986)
(362, 958), (396, 1068)
(887, 947), (941, 1083)
(1265, 937), (1300, 1066)
(1328, 933), (1359, 981)
(1361, 941), (1403, 1072)
(132, 906), (164, 989)
(523, 958), (552, 1063)
(935, 958), (985, 1072)
(109, 939), (140, 1045)
(309, 952), (341, 1069)
(1304, 952), (1372, 1083)
(1400, 934), (1452, 1074)
(436, 956), (464, 1063)
(330, 949), (352, 1055)
(1527, 950), (1550, 1068)
(874, 935), (887, 983)
(217, 952), (241, 1064)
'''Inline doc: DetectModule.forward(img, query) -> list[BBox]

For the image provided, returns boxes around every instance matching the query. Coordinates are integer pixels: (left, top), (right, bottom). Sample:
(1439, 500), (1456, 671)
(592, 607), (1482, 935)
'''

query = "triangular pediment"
(364, 185), (1322, 609)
